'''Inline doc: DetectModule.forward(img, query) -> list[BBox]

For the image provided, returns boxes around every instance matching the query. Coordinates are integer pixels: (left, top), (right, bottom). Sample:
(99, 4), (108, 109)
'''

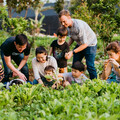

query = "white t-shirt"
(32, 56), (58, 80)
(68, 19), (97, 46)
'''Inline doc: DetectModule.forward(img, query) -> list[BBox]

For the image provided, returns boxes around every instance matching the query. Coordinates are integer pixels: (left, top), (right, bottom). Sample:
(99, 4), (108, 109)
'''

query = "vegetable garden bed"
(0, 79), (120, 120)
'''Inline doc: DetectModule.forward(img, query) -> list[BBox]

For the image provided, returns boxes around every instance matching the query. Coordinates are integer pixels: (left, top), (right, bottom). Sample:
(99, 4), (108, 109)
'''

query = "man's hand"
(65, 51), (73, 59)
(17, 71), (27, 82)
(12, 71), (18, 77)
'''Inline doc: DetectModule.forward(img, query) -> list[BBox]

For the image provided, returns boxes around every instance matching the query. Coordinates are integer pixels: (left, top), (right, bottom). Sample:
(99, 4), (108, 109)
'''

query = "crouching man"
(0, 34), (30, 83)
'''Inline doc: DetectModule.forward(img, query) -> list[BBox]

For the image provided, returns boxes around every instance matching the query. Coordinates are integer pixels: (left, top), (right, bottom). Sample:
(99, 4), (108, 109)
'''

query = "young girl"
(49, 27), (69, 73)
(102, 41), (120, 83)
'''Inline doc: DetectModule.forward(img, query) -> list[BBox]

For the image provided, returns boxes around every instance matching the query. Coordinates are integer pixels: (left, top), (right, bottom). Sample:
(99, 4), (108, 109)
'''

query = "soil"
(29, 69), (34, 82)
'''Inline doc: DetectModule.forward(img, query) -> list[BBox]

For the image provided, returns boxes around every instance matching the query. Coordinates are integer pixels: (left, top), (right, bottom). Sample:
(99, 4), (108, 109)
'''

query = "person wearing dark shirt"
(0, 34), (30, 83)
(50, 27), (69, 73)
(0, 63), (4, 82)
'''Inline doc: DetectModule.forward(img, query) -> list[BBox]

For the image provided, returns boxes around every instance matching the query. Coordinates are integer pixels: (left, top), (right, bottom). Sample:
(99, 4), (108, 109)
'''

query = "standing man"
(0, 34), (30, 83)
(59, 10), (97, 79)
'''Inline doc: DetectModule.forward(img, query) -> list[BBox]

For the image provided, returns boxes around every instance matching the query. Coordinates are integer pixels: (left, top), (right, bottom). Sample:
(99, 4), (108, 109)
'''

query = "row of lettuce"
(0, 79), (120, 119)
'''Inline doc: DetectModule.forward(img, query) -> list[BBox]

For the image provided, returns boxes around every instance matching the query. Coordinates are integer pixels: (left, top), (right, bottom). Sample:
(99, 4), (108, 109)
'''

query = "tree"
(0, 0), (3, 6)
(54, 0), (64, 14)
(70, 0), (120, 52)
(87, 0), (120, 46)
(6, 0), (17, 18)
(6, 0), (43, 19)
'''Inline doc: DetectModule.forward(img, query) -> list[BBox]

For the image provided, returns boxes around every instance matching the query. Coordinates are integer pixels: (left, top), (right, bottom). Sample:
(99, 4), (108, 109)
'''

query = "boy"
(42, 65), (60, 88)
(49, 27), (69, 73)
(60, 61), (88, 86)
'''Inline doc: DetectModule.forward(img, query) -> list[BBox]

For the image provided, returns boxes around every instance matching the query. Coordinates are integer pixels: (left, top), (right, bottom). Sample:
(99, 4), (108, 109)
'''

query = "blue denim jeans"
(73, 44), (97, 79)
(33, 79), (38, 84)
(1, 50), (29, 82)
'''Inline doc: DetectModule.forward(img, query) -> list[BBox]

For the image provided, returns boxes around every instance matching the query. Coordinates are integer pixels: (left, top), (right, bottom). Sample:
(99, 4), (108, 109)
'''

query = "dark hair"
(35, 46), (47, 55)
(15, 34), (28, 45)
(59, 9), (71, 18)
(72, 61), (85, 72)
(44, 65), (55, 73)
(35, 46), (48, 61)
(106, 41), (120, 53)
(57, 27), (68, 36)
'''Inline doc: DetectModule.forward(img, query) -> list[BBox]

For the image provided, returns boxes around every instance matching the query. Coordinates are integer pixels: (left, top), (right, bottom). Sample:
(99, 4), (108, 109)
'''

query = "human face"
(58, 35), (66, 43)
(107, 50), (120, 61)
(59, 15), (72, 28)
(36, 53), (47, 63)
(14, 42), (27, 53)
(45, 70), (53, 82)
(72, 68), (82, 78)
(45, 70), (53, 76)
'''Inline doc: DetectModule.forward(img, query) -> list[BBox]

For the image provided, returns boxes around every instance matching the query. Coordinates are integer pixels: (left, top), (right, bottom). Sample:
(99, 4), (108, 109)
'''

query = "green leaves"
(0, 79), (120, 119)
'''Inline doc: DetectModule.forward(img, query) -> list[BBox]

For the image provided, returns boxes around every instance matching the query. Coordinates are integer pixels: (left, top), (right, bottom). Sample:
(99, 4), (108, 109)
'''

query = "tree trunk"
(24, 7), (28, 19)
(35, 9), (39, 25)
(8, 7), (12, 18)
(35, 9), (40, 34)
(0, 0), (3, 6)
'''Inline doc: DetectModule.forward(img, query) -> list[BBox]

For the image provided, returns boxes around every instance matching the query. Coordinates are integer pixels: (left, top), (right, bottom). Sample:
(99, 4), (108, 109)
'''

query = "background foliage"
(70, 0), (120, 51)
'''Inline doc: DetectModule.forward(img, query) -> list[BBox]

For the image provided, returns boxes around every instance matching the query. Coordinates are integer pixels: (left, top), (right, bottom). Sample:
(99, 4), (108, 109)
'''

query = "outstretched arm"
(68, 38), (74, 46)
(17, 55), (29, 70)
(65, 43), (88, 60)
(102, 60), (112, 80)
(4, 56), (27, 81)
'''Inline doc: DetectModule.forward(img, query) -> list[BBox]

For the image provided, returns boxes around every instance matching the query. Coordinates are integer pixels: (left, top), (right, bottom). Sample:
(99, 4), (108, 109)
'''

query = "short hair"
(106, 41), (120, 53)
(15, 34), (28, 45)
(57, 27), (68, 36)
(59, 9), (71, 18)
(72, 61), (85, 72)
(44, 65), (55, 73)
(35, 46), (47, 56)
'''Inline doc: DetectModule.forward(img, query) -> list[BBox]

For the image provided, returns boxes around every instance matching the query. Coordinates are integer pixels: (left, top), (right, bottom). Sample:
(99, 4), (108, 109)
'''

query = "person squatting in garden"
(59, 61), (88, 87)
(49, 26), (69, 73)
(0, 34), (30, 84)
(59, 9), (97, 80)
(32, 46), (58, 85)
(102, 41), (120, 83)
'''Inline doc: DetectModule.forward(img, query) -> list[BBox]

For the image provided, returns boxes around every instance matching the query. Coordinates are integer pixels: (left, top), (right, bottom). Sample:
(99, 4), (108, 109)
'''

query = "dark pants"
(1, 50), (29, 82)
(73, 44), (97, 79)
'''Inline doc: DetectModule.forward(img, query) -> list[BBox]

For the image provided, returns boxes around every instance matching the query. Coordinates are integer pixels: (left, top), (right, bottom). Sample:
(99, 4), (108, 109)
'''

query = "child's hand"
(109, 58), (119, 67)
(63, 80), (70, 87)
(104, 60), (110, 68)
(51, 83), (56, 89)
(38, 79), (44, 85)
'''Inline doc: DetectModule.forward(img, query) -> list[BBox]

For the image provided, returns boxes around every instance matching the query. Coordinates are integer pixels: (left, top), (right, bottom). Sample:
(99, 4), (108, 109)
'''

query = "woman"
(102, 41), (120, 83)
(32, 46), (58, 84)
